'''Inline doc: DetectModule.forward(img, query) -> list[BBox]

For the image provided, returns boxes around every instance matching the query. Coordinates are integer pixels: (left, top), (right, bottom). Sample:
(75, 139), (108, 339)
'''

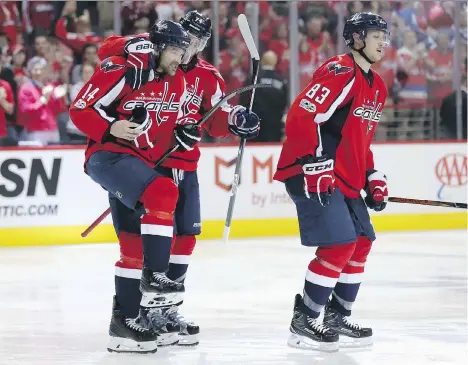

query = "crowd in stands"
(0, 0), (466, 146)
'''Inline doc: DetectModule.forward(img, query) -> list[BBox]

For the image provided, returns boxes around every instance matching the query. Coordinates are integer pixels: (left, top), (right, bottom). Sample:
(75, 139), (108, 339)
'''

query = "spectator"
(267, 21), (289, 74)
(121, 1), (158, 35)
(440, 73), (467, 139)
(17, 56), (59, 144)
(70, 43), (98, 84)
(0, 2), (21, 47)
(10, 44), (27, 72)
(54, 8), (102, 59)
(218, 28), (249, 105)
(21, 0), (56, 35)
(427, 33), (453, 107)
(0, 72), (14, 146)
(0, 46), (19, 140)
(33, 33), (51, 59)
(297, 34), (325, 90)
(347, 1), (364, 16)
(396, 30), (429, 105)
(241, 50), (288, 142)
(305, 16), (334, 61)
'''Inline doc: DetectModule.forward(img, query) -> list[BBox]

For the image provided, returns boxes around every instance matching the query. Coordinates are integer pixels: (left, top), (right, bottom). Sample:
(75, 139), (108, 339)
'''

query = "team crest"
(100, 58), (125, 73)
(328, 62), (353, 75)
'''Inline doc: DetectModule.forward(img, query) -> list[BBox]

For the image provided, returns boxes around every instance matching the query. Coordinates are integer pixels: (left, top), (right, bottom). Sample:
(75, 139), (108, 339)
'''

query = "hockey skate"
(107, 296), (159, 354)
(139, 308), (181, 347)
(287, 294), (339, 352)
(324, 303), (373, 348)
(163, 305), (200, 346)
(140, 268), (185, 308)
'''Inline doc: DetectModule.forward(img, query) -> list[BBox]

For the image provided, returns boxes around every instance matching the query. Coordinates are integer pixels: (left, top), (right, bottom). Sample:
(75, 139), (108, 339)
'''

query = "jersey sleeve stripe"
(315, 76), (355, 124)
(92, 77), (126, 124)
(127, 54), (143, 89)
(211, 78), (231, 113)
(315, 125), (324, 157)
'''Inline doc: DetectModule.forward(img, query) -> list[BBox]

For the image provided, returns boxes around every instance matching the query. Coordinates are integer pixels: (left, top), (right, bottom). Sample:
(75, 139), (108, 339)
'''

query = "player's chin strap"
(354, 44), (375, 65)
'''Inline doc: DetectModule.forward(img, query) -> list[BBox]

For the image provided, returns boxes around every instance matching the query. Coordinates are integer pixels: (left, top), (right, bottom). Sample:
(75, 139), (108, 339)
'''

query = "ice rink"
(0, 230), (466, 365)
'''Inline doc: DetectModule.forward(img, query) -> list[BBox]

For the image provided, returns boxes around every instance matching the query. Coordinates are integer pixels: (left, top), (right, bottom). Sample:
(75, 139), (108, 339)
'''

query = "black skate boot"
(140, 268), (185, 308)
(324, 303), (373, 348)
(287, 294), (339, 352)
(140, 307), (181, 347)
(107, 296), (159, 354)
(163, 305), (200, 346)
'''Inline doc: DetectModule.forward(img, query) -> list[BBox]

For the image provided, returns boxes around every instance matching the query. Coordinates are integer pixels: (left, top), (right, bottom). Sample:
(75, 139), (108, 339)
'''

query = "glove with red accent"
(301, 155), (335, 207)
(228, 105), (260, 140)
(364, 169), (388, 211)
(124, 37), (155, 89)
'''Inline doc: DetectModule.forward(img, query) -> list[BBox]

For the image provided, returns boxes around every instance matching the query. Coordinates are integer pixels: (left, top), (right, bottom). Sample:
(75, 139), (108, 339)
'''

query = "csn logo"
(0, 158), (61, 198)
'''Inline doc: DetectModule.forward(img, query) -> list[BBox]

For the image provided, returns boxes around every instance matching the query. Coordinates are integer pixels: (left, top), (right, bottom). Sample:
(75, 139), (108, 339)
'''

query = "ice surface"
(0, 230), (466, 365)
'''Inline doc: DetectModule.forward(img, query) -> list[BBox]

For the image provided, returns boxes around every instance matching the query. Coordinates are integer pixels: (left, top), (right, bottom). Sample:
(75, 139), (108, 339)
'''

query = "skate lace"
(166, 308), (191, 325)
(125, 318), (148, 333)
(306, 317), (330, 334)
(343, 316), (362, 330)
(148, 309), (169, 329)
(153, 272), (174, 286)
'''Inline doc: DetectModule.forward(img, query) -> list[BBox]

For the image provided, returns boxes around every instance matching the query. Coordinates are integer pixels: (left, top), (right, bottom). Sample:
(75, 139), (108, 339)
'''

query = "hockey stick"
(222, 14), (261, 244)
(387, 196), (467, 209)
(81, 82), (272, 238)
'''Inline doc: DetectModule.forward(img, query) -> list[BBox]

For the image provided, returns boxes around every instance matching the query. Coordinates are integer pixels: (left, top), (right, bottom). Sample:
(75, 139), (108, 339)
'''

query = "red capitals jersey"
(69, 56), (186, 169)
(98, 35), (231, 171)
(274, 53), (388, 199)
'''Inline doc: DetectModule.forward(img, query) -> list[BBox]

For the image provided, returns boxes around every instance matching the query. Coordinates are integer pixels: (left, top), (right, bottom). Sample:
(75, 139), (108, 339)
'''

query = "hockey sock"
(331, 236), (372, 316)
(302, 243), (356, 318)
(167, 235), (196, 283)
(140, 177), (178, 273)
(114, 231), (143, 318)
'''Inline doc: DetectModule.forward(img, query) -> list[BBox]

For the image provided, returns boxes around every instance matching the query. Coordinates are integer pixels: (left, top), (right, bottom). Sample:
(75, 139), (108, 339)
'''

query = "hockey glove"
(228, 105), (260, 140)
(174, 117), (201, 151)
(124, 37), (155, 90)
(364, 169), (388, 212)
(301, 155), (335, 207)
(131, 107), (154, 149)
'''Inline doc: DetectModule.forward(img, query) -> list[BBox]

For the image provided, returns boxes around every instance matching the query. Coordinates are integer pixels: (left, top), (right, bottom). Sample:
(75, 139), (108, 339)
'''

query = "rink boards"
(0, 141), (466, 246)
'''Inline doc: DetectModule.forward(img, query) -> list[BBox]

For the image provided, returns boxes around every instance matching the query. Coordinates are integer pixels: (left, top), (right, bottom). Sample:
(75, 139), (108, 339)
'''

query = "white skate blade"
(156, 332), (179, 347)
(287, 333), (339, 352)
(339, 335), (373, 349)
(177, 333), (199, 347)
(107, 336), (158, 354)
(140, 291), (183, 308)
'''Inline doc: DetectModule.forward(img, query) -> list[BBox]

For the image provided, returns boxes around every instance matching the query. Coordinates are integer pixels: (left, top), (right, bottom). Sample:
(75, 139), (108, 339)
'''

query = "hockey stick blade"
(238, 14), (260, 61)
(223, 14), (261, 244)
(387, 197), (467, 209)
(81, 82), (272, 238)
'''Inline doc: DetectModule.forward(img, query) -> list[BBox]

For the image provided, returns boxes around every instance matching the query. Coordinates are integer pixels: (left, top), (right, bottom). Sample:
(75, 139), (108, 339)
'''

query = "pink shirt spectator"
(17, 81), (57, 132)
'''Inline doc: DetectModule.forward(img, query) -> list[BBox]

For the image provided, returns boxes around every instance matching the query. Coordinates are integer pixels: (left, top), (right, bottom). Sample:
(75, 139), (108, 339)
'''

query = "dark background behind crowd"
(0, 0), (466, 147)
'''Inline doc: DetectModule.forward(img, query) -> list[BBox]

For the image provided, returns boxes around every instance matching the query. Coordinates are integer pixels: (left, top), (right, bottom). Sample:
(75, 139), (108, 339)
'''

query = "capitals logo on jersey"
(122, 82), (180, 125)
(328, 61), (353, 75)
(183, 77), (203, 116)
(354, 92), (383, 134)
(100, 58), (125, 73)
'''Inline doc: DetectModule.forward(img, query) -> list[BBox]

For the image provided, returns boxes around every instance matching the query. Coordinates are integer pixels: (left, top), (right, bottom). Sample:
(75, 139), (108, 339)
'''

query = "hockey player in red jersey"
(273, 12), (390, 352)
(95, 11), (260, 347)
(69, 20), (200, 354)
